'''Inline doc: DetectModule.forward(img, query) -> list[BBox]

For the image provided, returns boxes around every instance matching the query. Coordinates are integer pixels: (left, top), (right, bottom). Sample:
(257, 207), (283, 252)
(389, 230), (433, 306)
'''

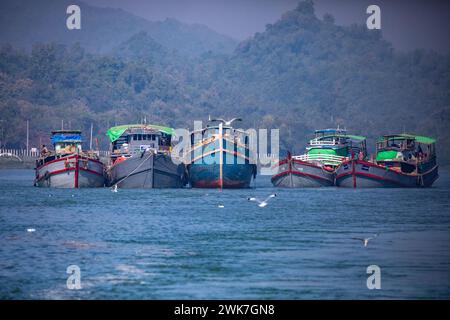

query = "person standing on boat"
(358, 150), (365, 160)
(40, 144), (49, 156)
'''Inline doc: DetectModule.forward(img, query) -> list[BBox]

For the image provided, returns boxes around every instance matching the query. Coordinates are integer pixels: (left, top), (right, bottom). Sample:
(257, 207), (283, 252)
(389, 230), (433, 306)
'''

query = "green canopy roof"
(321, 134), (366, 142)
(415, 135), (436, 144)
(106, 124), (175, 142)
(378, 134), (436, 145)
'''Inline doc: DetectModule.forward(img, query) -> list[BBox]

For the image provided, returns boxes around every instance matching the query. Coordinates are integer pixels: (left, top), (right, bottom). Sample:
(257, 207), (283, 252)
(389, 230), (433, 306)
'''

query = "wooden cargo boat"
(336, 134), (439, 188)
(106, 124), (186, 188)
(271, 128), (367, 187)
(186, 117), (257, 188)
(35, 130), (105, 188)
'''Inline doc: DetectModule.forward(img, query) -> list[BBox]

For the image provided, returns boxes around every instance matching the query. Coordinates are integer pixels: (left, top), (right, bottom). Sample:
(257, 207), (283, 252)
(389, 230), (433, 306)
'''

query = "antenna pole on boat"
(219, 122), (223, 190)
(89, 123), (93, 150)
(26, 120), (29, 152)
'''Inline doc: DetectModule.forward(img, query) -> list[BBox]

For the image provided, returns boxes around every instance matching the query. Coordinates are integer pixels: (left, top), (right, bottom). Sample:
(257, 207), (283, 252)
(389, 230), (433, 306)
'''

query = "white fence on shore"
(0, 149), (110, 160)
(0, 149), (40, 159)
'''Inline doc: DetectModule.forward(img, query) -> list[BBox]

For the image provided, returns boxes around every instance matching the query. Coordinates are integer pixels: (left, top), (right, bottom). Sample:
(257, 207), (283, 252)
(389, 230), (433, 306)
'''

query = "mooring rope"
(111, 151), (155, 188)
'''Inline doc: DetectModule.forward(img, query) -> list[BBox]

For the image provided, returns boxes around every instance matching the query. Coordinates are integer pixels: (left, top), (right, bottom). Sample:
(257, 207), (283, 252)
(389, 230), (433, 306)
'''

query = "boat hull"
(335, 159), (439, 188)
(108, 153), (186, 188)
(188, 163), (256, 188)
(271, 159), (335, 187)
(187, 130), (256, 188)
(35, 155), (105, 188)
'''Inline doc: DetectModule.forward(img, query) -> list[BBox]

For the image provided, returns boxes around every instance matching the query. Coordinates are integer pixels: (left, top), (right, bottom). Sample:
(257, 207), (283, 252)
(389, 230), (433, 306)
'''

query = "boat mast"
(219, 122), (223, 190)
(89, 123), (93, 150)
(26, 120), (29, 152)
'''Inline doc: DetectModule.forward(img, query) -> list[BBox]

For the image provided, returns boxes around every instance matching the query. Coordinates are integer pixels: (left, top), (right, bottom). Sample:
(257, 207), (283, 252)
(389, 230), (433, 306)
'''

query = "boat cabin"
(51, 130), (82, 155)
(310, 128), (349, 146)
(187, 120), (253, 166)
(107, 124), (173, 161)
(36, 130), (83, 167)
(301, 129), (367, 167)
(190, 124), (249, 147)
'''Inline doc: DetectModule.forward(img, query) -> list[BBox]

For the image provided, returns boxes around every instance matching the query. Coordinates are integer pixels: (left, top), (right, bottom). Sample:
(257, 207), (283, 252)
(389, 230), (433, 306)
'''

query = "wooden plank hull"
(335, 159), (439, 188)
(271, 158), (335, 188)
(35, 155), (105, 188)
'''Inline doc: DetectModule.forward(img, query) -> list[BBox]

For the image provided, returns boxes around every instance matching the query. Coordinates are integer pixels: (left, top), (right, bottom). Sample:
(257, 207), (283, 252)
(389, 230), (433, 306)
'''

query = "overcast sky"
(85, 0), (450, 53)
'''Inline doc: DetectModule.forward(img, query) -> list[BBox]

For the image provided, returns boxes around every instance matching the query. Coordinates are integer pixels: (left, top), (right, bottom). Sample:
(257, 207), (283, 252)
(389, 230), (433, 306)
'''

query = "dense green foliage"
(1, 1), (449, 163)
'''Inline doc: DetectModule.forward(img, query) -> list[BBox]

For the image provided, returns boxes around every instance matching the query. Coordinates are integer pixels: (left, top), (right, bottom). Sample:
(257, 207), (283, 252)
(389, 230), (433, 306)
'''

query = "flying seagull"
(111, 184), (118, 193)
(247, 194), (277, 208)
(208, 115), (242, 126)
(352, 234), (379, 247)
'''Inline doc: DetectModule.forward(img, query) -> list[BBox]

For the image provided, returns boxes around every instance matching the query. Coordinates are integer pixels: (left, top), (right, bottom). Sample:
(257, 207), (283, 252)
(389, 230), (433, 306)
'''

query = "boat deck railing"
(309, 138), (342, 146)
(293, 153), (347, 166)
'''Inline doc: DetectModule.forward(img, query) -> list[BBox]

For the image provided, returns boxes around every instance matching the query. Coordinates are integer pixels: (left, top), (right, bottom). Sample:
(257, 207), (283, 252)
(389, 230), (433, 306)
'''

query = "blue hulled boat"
(186, 117), (257, 188)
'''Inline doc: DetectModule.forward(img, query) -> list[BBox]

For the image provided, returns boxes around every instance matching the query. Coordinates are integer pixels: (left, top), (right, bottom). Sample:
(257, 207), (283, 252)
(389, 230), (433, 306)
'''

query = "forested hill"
(212, 1), (450, 157)
(0, 1), (449, 163)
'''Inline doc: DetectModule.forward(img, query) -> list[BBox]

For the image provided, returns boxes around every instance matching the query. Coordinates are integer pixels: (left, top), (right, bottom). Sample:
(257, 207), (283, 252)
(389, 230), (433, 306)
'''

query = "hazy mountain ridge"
(217, 1), (450, 155)
(0, 0), (238, 57)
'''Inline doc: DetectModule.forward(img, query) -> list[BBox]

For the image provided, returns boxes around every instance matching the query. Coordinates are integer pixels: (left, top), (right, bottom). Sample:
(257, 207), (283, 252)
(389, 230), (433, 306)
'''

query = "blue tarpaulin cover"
(51, 134), (82, 143)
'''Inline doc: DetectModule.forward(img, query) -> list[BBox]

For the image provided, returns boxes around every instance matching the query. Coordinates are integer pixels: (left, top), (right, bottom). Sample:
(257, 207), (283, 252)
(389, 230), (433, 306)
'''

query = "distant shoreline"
(2, 161), (450, 171)
(0, 160), (35, 169)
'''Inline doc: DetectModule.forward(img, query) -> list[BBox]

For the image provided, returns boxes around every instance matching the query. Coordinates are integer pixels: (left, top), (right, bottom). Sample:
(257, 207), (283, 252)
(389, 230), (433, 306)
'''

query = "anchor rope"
(111, 151), (154, 188)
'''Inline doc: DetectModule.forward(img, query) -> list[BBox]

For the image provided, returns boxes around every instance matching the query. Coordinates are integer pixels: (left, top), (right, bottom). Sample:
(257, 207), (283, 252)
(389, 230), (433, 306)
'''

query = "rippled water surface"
(0, 169), (449, 299)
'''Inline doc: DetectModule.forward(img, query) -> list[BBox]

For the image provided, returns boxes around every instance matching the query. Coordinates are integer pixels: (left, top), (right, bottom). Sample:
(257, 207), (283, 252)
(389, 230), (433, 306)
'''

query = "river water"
(0, 169), (449, 299)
